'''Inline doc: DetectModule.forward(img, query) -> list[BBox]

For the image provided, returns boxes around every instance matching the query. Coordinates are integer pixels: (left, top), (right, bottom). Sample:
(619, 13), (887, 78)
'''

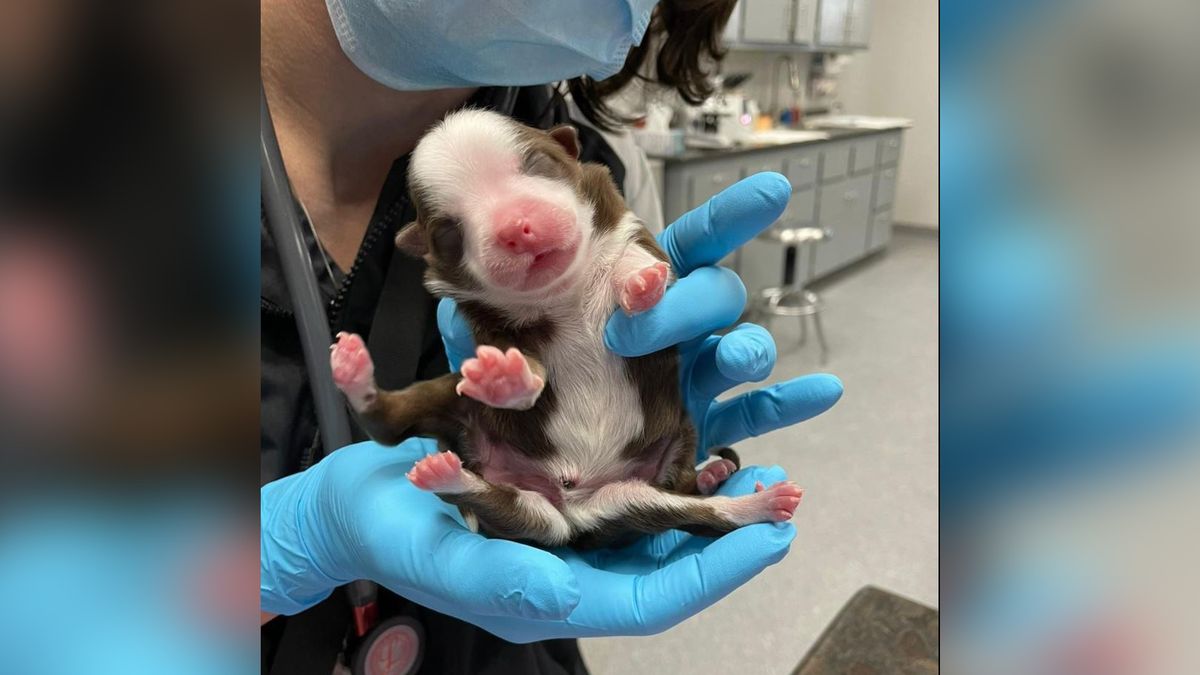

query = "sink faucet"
(769, 55), (804, 119)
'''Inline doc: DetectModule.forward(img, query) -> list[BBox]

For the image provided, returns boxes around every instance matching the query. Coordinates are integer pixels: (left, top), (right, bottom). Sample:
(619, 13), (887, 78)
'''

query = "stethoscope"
(261, 88), (424, 675)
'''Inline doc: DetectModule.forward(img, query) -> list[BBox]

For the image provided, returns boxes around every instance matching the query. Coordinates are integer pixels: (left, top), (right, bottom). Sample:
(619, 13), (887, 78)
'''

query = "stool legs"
(811, 311), (829, 365)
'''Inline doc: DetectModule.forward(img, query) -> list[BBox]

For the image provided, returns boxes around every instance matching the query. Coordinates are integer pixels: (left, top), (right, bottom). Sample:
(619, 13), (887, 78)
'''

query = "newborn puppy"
(330, 109), (802, 547)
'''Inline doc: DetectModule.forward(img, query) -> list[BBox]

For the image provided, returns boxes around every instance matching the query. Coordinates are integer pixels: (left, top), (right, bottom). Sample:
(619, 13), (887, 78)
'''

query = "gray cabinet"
(814, 173), (873, 276)
(660, 129), (905, 298)
(848, 137), (878, 175)
(867, 210), (892, 251)
(785, 149), (819, 188)
(819, 142), (851, 183)
(792, 0), (817, 45)
(730, 0), (864, 49)
(743, 152), (786, 177)
(815, 0), (871, 48)
(741, 0), (793, 43)
(846, 0), (872, 46)
(816, 0), (851, 46)
(880, 134), (902, 164)
(867, 131), (902, 252)
(874, 166), (897, 208)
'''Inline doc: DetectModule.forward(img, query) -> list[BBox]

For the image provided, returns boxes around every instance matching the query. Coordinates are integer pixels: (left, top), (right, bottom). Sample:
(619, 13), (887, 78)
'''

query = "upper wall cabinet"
(816, 0), (872, 48)
(740, 0), (793, 44)
(727, 0), (870, 50)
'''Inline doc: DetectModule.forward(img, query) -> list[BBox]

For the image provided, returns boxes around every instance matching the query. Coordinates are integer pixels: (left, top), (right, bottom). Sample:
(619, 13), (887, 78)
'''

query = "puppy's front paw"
(619, 262), (670, 315)
(457, 346), (544, 410)
(330, 332), (376, 410)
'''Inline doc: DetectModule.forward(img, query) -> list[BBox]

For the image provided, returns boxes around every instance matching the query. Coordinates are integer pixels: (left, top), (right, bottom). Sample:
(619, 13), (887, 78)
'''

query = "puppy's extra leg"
(695, 456), (739, 496)
(330, 332), (461, 445)
(571, 479), (803, 543)
(456, 345), (545, 410)
(407, 451), (571, 546)
(614, 228), (672, 315)
(673, 447), (742, 496)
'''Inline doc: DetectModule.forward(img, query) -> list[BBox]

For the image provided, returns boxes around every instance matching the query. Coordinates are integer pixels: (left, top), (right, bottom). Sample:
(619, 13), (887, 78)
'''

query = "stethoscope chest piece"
(351, 615), (425, 675)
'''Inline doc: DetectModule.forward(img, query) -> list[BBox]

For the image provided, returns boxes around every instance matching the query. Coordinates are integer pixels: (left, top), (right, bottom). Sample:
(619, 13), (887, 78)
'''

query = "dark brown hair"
(567, 0), (737, 131)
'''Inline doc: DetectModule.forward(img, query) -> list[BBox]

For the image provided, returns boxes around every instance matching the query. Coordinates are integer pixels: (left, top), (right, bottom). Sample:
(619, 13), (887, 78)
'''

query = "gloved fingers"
(706, 374), (844, 449)
(656, 465), (791, 564)
(437, 297), (475, 372)
(688, 324), (777, 401)
(628, 520), (796, 635)
(605, 266), (746, 357)
(658, 172), (791, 275)
(414, 526), (580, 621)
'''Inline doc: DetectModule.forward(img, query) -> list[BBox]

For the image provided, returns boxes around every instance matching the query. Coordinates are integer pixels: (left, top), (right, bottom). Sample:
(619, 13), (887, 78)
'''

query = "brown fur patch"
(441, 480), (562, 544)
(579, 163), (627, 233)
(355, 373), (465, 447)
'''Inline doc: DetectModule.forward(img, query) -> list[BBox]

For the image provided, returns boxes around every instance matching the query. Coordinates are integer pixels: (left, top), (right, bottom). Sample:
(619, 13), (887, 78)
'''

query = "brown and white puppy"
(330, 109), (801, 548)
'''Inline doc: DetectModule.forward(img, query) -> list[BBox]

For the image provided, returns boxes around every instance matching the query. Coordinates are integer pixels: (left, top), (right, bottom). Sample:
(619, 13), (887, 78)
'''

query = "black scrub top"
(261, 85), (624, 675)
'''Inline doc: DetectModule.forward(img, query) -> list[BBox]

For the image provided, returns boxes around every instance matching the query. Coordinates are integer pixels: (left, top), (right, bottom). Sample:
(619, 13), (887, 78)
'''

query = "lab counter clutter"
(652, 124), (907, 299)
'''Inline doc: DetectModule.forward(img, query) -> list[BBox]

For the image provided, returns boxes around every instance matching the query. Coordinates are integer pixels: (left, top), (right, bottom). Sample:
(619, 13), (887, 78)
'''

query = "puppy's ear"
(548, 125), (580, 160)
(395, 221), (427, 257)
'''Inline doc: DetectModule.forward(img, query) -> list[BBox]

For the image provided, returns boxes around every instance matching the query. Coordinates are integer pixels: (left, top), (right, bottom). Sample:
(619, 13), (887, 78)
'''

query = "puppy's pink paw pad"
(330, 332), (375, 407)
(758, 481), (804, 522)
(457, 346), (543, 410)
(406, 452), (466, 493)
(619, 262), (670, 315)
(697, 458), (738, 495)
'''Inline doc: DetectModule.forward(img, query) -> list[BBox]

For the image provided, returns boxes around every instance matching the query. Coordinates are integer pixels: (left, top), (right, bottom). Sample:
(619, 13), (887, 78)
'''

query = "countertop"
(648, 125), (906, 165)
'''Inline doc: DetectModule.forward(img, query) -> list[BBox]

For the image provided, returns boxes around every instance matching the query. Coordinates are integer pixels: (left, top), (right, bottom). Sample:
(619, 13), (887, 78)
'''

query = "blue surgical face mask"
(325, 0), (661, 90)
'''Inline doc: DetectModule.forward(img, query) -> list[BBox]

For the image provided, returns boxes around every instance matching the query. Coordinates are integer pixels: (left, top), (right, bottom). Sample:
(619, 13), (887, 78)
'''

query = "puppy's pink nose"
(492, 198), (572, 256)
(496, 217), (543, 255)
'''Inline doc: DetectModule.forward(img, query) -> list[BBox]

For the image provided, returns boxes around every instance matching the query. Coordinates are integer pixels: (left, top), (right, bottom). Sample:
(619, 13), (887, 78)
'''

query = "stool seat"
(758, 287), (823, 317)
(757, 225), (830, 245)
(747, 224), (831, 364)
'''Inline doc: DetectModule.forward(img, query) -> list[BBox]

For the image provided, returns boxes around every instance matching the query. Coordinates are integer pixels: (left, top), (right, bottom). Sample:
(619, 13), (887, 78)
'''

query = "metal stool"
(751, 226), (831, 364)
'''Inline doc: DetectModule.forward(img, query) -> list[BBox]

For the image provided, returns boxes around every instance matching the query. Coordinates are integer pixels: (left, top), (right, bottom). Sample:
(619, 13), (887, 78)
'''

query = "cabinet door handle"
(711, 174), (726, 184)
(799, 157), (812, 167)
(843, 190), (858, 201)
(884, 169), (895, 178)
(888, 139), (899, 148)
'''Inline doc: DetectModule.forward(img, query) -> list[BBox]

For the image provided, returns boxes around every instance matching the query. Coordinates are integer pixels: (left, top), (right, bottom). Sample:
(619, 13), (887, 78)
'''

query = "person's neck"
(261, 0), (475, 268)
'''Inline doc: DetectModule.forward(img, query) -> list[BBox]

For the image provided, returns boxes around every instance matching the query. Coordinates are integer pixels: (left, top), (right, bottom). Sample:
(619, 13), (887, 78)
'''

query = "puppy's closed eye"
(429, 218), (464, 263)
(524, 152), (569, 181)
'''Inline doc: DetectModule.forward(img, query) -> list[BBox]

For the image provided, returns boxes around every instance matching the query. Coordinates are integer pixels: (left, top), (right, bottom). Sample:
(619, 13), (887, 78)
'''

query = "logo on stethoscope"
(354, 616), (424, 675)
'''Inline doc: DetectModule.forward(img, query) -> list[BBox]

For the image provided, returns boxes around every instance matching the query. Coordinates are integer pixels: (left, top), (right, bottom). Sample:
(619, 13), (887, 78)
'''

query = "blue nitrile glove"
(440, 173), (843, 458)
(467, 463), (796, 642)
(261, 438), (579, 619)
(262, 439), (794, 641)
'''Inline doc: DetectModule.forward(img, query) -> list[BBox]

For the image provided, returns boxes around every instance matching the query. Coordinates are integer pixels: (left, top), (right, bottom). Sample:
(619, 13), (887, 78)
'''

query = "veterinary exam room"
(10, 0), (1200, 673)
(259, 1), (938, 673)
(0, 0), (935, 674)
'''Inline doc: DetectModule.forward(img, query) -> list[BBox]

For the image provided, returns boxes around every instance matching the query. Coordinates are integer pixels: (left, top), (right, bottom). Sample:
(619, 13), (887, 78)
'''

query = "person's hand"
(260, 439), (578, 620)
(438, 172), (843, 457)
(467, 463), (796, 642)
(261, 440), (795, 642)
